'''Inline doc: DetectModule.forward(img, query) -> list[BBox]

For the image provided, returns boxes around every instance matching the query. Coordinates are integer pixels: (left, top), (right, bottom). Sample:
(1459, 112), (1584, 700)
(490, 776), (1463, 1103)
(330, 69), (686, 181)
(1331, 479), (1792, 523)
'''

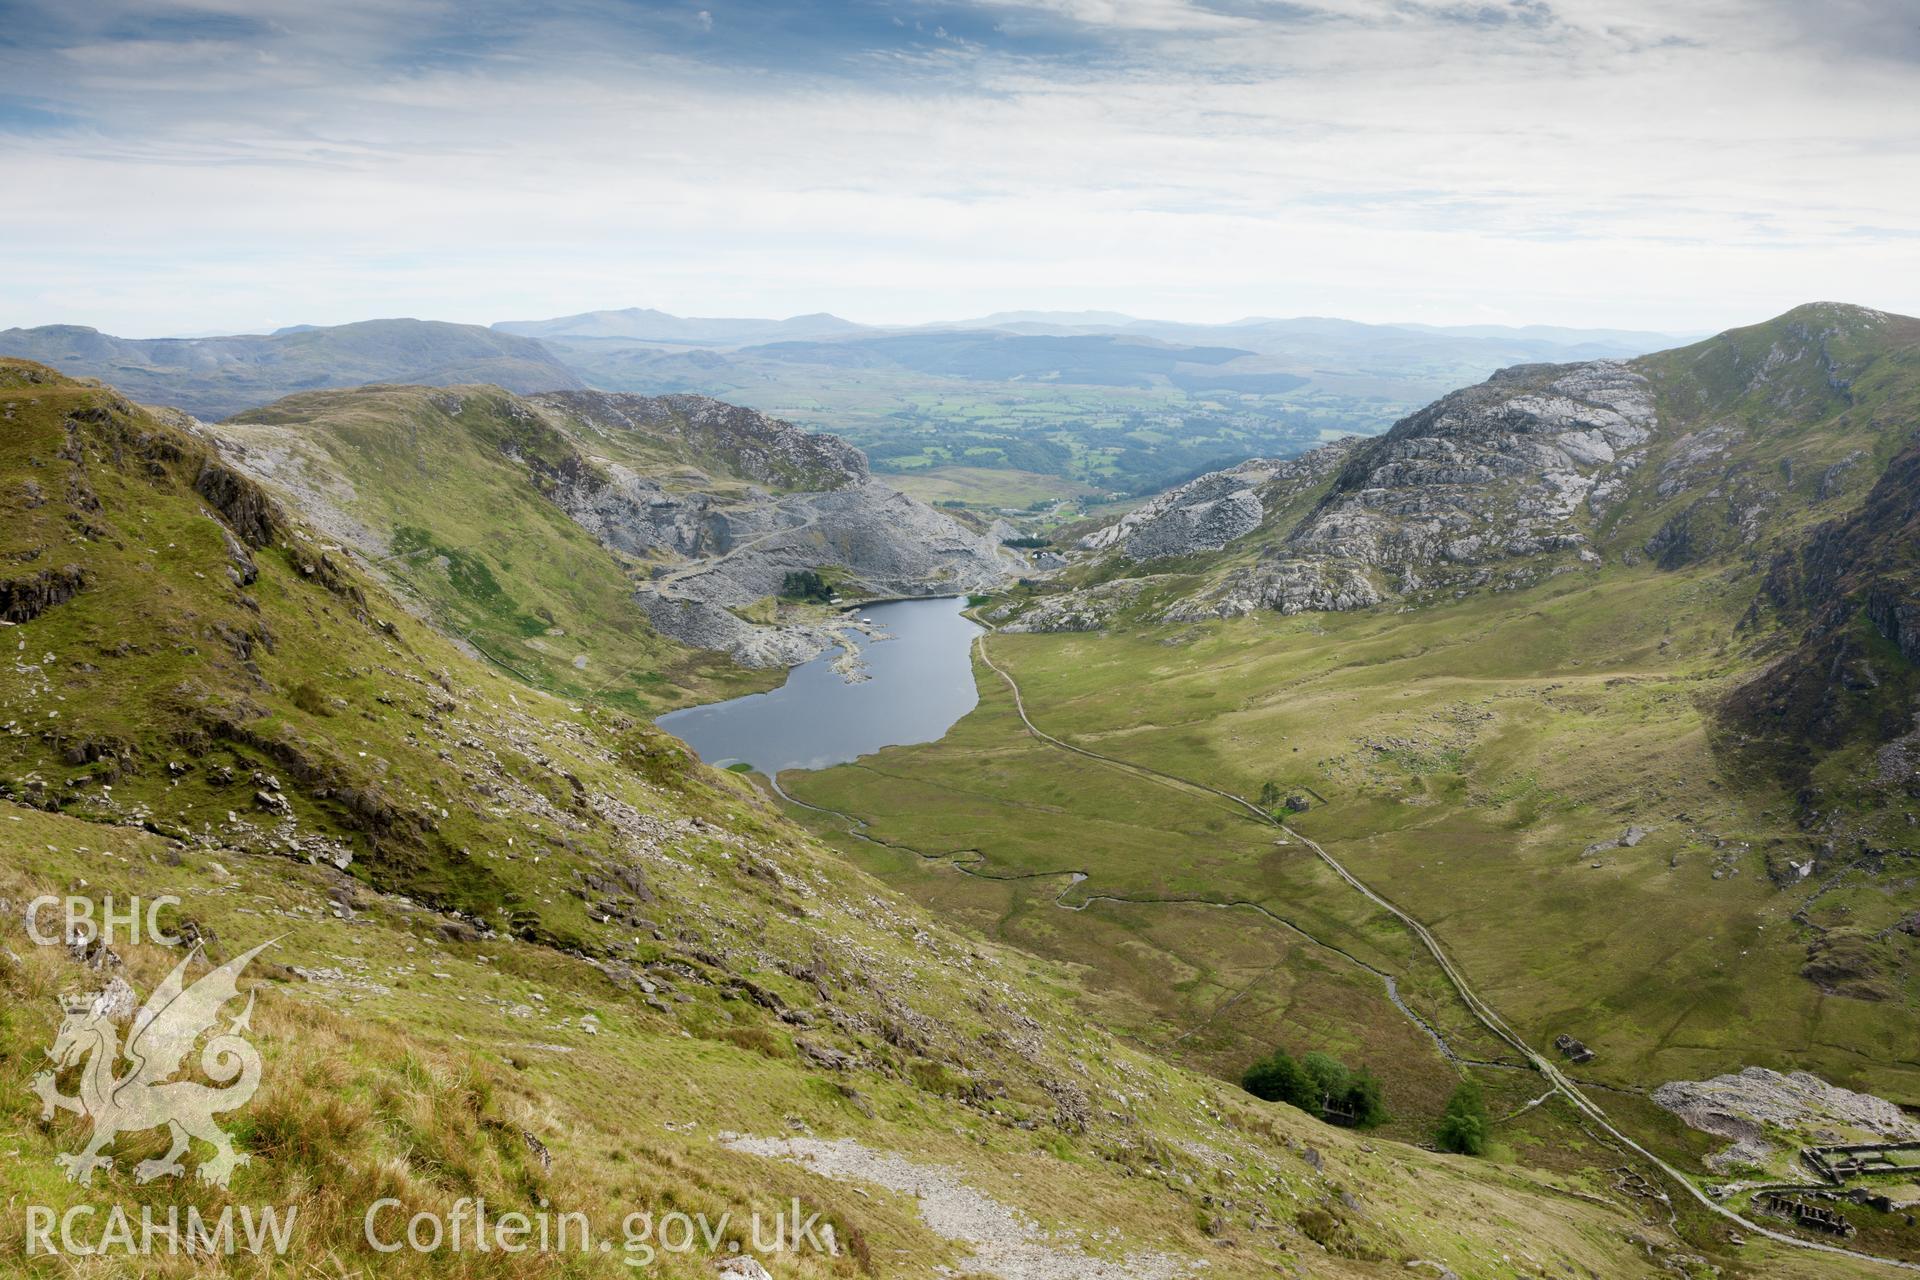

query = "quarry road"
(653, 499), (821, 596)
(971, 627), (1920, 1275)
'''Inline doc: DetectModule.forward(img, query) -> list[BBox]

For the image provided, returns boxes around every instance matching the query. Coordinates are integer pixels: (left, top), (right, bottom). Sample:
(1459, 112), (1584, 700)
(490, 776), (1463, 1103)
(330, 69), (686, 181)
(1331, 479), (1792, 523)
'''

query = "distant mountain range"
(0, 307), (1693, 423)
(487, 307), (1696, 495)
(494, 305), (1691, 355)
(495, 307), (865, 347)
(0, 318), (583, 420)
(490, 306), (1692, 405)
(0, 307), (1696, 496)
(493, 305), (1690, 364)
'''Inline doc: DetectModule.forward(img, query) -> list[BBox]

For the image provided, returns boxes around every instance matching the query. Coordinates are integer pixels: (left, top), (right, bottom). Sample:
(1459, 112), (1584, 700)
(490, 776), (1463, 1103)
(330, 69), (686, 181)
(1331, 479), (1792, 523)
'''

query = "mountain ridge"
(1006, 300), (1920, 839)
(1051, 303), (1919, 608)
(0, 317), (584, 420)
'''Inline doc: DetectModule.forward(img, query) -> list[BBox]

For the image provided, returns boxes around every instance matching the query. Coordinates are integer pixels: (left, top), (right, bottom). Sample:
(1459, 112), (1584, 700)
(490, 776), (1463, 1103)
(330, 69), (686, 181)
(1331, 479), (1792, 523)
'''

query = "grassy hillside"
(2, 356), (1809, 1278)
(213, 383), (764, 714)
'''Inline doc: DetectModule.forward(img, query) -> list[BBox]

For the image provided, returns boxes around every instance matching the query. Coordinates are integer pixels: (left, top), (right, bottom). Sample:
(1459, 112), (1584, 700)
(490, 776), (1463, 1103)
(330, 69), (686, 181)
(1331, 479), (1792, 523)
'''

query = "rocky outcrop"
(632, 595), (849, 668)
(1289, 360), (1654, 582)
(1162, 558), (1381, 619)
(998, 576), (1175, 634)
(1080, 447), (1354, 562)
(1080, 461), (1267, 560)
(1867, 582), (1920, 666)
(1009, 556), (1377, 630)
(1073, 360), (1654, 620)
(0, 563), (89, 623)
(536, 391), (868, 492)
(1653, 1067), (1920, 1162)
(193, 459), (284, 548)
(532, 453), (722, 560)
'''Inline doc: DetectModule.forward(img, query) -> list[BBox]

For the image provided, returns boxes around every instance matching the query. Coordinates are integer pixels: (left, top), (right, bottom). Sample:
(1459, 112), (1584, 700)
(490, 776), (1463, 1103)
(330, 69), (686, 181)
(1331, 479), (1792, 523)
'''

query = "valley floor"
(780, 574), (1920, 1271)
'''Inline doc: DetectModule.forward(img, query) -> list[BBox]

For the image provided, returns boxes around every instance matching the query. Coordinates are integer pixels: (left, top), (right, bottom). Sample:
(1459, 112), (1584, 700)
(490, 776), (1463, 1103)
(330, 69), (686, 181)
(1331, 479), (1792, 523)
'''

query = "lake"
(655, 596), (983, 775)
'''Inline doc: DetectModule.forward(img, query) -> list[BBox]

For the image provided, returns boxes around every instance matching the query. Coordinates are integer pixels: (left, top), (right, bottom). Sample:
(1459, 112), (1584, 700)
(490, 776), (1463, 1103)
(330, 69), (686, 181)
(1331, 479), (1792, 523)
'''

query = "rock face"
(634, 482), (1008, 666)
(1081, 447), (1355, 563)
(536, 391), (868, 492)
(1163, 559), (1382, 620)
(1653, 1066), (1920, 1171)
(1288, 360), (1654, 590)
(501, 391), (1007, 666)
(505, 394), (1006, 666)
(1723, 435), (1920, 787)
(1039, 360), (1658, 627)
(1080, 460), (1269, 559)
(0, 563), (89, 623)
(533, 455), (721, 560)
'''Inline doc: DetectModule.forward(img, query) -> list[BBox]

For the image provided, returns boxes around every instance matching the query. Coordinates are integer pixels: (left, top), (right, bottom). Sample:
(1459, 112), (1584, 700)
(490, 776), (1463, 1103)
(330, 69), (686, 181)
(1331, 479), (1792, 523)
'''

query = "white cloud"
(0, 0), (1913, 334)
(973, 0), (1254, 32)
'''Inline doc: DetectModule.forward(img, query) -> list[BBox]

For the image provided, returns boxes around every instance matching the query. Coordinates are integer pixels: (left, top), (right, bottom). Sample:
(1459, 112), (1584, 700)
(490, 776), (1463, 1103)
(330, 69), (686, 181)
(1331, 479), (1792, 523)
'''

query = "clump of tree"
(1241, 1047), (1385, 1128)
(1001, 535), (1051, 549)
(1433, 1078), (1489, 1155)
(779, 569), (833, 603)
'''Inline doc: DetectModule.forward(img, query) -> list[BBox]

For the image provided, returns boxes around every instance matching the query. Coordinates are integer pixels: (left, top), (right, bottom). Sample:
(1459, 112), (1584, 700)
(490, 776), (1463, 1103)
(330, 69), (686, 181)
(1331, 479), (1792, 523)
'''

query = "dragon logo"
(32, 940), (274, 1188)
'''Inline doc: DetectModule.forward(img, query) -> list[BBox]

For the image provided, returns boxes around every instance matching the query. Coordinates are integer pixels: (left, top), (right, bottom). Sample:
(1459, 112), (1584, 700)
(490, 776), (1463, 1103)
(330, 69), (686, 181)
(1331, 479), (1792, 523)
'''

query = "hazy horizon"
(3, 0), (1916, 337)
(8, 303), (1720, 344)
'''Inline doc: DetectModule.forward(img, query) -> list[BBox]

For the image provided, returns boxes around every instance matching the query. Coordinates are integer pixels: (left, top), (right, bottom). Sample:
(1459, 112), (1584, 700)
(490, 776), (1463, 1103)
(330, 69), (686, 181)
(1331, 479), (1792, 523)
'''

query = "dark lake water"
(655, 596), (982, 774)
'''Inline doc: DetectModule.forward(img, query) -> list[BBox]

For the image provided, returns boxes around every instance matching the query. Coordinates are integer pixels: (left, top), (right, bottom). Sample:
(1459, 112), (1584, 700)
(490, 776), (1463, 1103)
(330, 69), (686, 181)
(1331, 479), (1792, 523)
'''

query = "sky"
(0, 0), (1916, 337)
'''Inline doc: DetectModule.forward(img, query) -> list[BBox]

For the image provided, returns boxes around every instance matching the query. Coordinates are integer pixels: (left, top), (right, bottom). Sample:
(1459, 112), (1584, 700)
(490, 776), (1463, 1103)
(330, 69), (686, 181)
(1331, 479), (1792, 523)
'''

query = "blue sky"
(1, 0), (1916, 335)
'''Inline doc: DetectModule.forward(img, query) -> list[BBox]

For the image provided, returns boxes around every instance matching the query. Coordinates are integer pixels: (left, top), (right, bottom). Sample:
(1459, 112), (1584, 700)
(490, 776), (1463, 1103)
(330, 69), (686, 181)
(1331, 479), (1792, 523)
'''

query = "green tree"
(1300, 1052), (1350, 1110)
(1246, 1048), (1385, 1128)
(1258, 780), (1282, 809)
(1340, 1068), (1388, 1129)
(1241, 1049), (1317, 1113)
(779, 569), (832, 603)
(1434, 1079), (1489, 1155)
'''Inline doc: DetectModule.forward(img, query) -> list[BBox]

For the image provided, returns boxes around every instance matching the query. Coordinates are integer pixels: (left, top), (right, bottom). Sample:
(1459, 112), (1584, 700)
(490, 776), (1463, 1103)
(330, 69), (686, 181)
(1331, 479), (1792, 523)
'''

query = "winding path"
(767, 771), (1479, 1066)
(966, 628), (1919, 1275)
(652, 496), (823, 596)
